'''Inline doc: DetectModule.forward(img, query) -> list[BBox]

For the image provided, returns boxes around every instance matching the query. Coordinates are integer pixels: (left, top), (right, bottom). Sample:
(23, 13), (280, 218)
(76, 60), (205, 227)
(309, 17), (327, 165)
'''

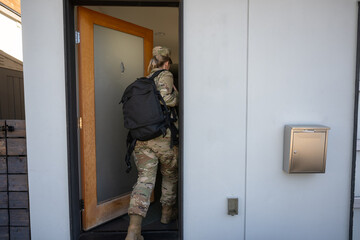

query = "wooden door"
(77, 7), (153, 230)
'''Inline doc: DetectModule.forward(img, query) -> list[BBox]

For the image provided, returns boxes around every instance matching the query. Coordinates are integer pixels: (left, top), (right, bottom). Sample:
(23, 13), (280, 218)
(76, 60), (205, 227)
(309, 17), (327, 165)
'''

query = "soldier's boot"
(125, 214), (144, 240)
(161, 205), (176, 224)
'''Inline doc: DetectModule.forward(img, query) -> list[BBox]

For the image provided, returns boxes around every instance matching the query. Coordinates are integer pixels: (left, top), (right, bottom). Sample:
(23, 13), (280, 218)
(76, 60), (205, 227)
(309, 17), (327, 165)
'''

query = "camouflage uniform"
(128, 67), (179, 218)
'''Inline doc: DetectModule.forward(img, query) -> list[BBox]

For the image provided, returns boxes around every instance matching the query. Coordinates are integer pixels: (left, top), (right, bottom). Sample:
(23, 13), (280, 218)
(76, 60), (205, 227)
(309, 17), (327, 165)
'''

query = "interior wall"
(21, 0), (70, 239)
(85, 6), (179, 63)
(246, 0), (357, 239)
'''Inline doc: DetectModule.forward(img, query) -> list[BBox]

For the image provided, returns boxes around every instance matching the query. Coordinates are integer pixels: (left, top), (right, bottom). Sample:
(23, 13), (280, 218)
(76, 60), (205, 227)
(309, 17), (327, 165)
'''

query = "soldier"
(125, 46), (179, 240)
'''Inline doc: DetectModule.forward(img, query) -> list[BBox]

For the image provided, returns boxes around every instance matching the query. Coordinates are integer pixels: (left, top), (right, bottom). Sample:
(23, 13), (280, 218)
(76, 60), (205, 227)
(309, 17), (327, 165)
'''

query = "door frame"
(63, 1), (183, 239)
(349, 3), (360, 239)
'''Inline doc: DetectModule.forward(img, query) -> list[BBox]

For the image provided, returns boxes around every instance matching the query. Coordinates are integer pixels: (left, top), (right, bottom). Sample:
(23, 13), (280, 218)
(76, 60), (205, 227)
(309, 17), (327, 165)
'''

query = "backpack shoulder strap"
(148, 69), (165, 80)
(149, 69), (170, 111)
(125, 132), (137, 173)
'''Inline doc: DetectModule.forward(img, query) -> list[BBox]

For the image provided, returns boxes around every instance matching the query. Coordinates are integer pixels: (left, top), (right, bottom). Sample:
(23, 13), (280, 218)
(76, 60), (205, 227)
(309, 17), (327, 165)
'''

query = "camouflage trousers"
(128, 133), (178, 217)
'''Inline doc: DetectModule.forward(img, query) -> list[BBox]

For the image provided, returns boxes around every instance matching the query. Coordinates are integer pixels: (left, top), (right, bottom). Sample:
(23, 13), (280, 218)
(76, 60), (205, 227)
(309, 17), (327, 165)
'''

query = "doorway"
(65, 2), (182, 239)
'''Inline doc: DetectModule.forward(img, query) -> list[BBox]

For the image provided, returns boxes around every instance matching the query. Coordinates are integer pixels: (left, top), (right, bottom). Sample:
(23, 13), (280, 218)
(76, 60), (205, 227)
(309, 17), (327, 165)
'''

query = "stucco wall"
(21, 0), (70, 239)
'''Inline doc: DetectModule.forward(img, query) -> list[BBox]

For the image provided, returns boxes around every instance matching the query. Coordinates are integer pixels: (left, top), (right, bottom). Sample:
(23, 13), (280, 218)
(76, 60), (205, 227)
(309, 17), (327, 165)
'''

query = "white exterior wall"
(21, 0), (70, 239)
(183, 0), (248, 239)
(0, 11), (22, 61)
(245, 0), (357, 239)
(21, 0), (358, 239)
(184, 0), (357, 239)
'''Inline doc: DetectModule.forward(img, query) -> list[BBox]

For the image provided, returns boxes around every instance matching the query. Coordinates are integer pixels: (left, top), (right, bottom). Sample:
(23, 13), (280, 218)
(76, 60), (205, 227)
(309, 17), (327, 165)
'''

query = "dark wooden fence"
(0, 68), (25, 120)
(0, 120), (30, 239)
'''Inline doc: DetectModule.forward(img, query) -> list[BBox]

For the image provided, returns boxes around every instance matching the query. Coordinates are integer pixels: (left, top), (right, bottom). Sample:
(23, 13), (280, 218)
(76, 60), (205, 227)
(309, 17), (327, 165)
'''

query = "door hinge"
(78, 117), (83, 129)
(0, 125), (14, 132)
(80, 199), (84, 211)
(75, 31), (80, 44)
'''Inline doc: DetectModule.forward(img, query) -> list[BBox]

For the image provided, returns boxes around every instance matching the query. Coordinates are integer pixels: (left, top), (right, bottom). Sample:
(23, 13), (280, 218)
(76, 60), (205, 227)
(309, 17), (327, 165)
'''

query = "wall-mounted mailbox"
(283, 125), (330, 173)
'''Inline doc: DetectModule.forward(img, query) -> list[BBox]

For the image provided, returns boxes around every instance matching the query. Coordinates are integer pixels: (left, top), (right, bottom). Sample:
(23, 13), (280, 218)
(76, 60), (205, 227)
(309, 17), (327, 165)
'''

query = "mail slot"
(283, 125), (330, 173)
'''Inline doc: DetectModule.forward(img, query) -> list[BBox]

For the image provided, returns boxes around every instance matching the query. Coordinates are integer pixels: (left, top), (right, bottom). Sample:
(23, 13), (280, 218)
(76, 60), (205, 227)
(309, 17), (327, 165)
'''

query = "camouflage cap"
(152, 46), (171, 58)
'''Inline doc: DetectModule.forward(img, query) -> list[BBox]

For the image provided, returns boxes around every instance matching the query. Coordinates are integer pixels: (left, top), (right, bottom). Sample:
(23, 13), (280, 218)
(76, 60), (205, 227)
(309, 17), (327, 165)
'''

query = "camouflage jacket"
(149, 68), (178, 107)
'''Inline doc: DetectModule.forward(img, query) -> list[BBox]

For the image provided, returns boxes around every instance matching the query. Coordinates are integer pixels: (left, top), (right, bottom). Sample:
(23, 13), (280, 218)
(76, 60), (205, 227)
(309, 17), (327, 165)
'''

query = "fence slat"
(0, 157), (6, 173)
(0, 121), (4, 138)
(6, 121), (25, 138)
(0, 193), (8, 208)
(8, 175), (27, 192)
(9, 210), (29, 226)
(8, 157), (27, 174)
(0, 140), (5, 156)
(10, 227), (30, 240)
(0, 175), (7, 191)
(9, 193), (28, 209)
(7, 139), (26, 156)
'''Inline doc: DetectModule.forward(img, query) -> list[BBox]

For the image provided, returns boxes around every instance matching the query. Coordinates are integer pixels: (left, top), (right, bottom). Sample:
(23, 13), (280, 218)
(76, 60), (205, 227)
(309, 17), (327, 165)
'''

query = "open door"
(77, 7), (153, 230)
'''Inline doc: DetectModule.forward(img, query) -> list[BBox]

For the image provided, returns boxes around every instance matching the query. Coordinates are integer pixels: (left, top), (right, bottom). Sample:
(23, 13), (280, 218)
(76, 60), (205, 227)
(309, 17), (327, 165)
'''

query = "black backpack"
(120, 70), (178, 173)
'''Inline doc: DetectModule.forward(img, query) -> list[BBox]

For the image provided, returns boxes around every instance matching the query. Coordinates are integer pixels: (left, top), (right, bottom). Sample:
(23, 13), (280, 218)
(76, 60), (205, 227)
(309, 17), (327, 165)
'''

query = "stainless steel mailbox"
(283, 125), (330, 173)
